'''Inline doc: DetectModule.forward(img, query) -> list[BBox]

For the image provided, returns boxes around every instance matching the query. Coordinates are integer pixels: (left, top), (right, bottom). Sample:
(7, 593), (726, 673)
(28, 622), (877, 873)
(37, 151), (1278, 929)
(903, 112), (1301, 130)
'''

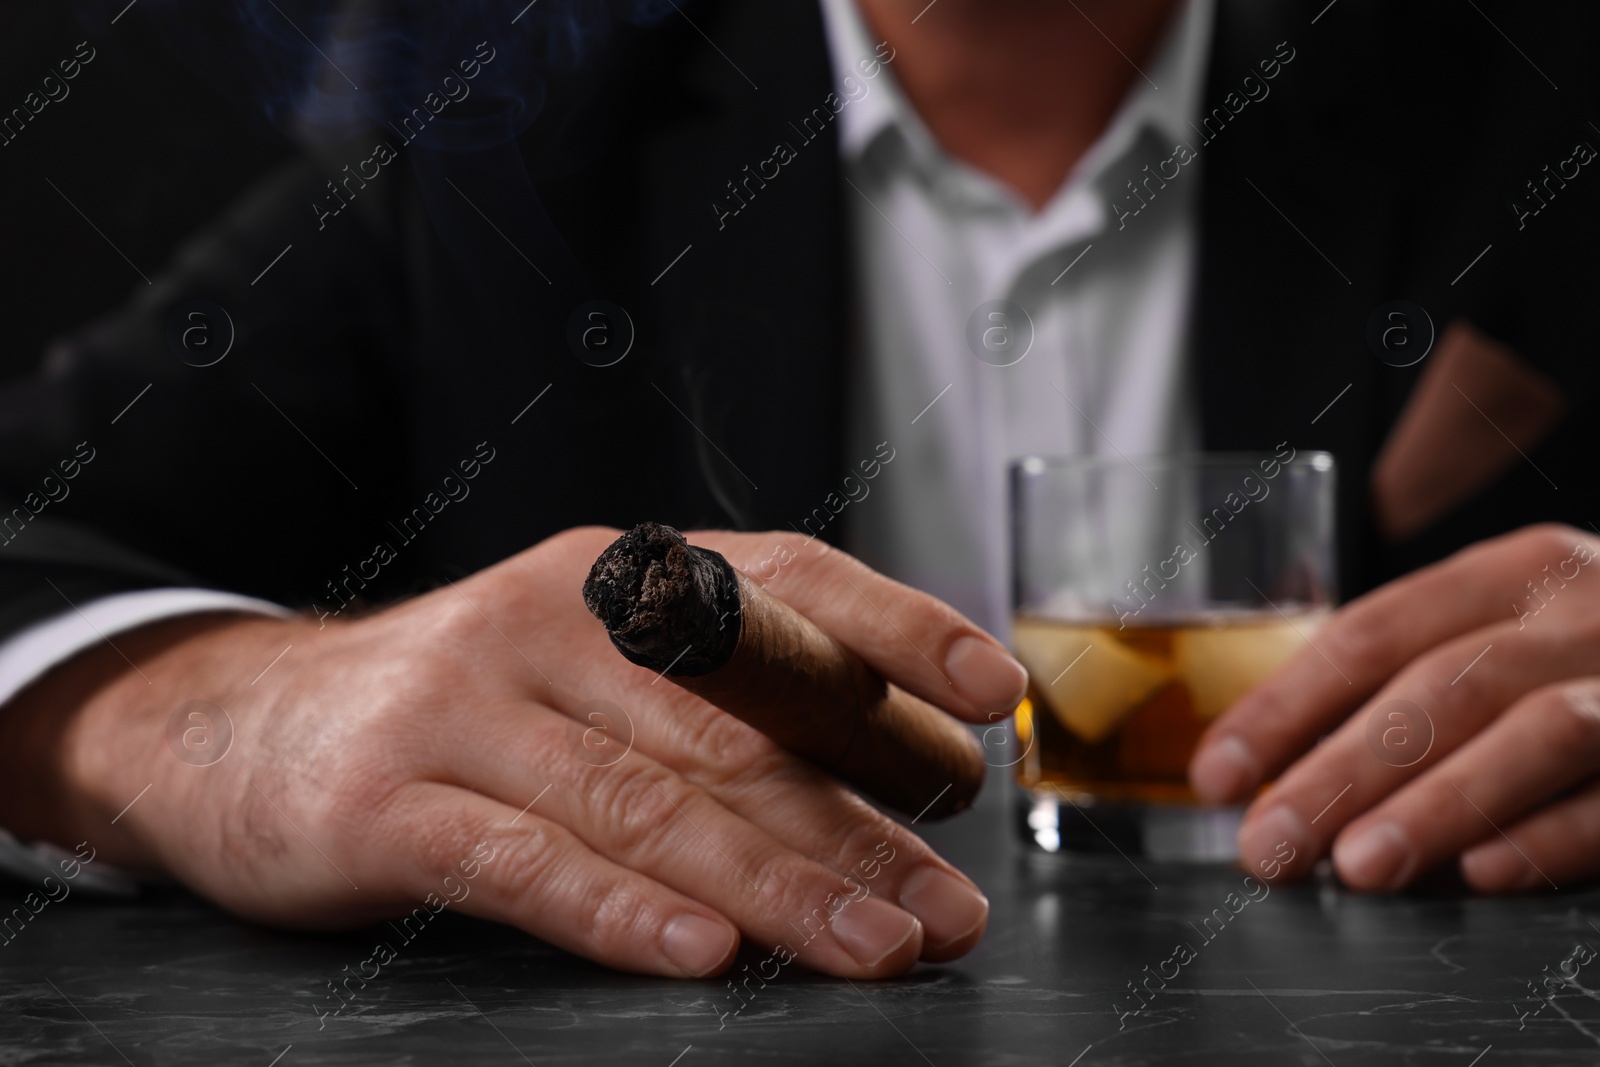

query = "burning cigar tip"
(582, 523), (742, 676)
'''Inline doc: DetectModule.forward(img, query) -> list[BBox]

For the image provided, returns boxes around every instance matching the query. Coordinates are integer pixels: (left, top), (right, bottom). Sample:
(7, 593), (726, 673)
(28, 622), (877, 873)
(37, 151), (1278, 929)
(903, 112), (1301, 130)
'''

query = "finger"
(374, 781), (739, 978)
(1461, 776), (1600, 893)
(1330, 679), (1600, 890)
(693, 530), (1027, 723)
(1233, 616), (1598, 882)
(528, 645), (989, 958)
(1191, 525), (1599, 804)
(669, 731), (989, 961)
(435, 700), (928, 977)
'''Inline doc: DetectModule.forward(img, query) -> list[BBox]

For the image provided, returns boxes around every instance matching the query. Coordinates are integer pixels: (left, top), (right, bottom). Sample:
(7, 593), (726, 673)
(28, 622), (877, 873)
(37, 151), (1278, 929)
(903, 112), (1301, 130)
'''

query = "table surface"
(6, 785), (1600, 1067)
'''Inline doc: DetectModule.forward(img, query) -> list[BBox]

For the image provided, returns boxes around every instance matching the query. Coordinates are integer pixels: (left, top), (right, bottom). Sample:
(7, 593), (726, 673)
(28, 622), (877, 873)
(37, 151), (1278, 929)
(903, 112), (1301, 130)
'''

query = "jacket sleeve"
(0, 153), (411, 637)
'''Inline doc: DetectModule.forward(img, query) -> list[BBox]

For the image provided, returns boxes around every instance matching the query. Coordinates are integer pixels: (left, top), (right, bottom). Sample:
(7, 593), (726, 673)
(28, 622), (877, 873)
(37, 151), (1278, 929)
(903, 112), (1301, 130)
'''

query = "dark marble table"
(5, 783), (1600, 1066)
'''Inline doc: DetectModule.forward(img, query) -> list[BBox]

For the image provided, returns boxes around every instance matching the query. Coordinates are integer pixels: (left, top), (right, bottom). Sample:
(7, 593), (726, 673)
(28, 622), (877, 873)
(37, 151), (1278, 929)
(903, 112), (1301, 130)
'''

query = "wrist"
(0, 612), (318, 867)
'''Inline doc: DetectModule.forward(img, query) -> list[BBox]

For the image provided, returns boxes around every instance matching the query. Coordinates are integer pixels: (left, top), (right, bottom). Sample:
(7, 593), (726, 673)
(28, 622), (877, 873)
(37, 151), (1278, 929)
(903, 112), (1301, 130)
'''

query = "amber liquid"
(1012, 611), (1326, 804)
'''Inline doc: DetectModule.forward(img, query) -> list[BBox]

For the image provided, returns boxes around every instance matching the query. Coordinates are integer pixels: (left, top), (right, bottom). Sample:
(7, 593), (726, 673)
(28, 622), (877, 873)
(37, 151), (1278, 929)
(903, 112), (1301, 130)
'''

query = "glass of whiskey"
(1008, 451), (1335, 859)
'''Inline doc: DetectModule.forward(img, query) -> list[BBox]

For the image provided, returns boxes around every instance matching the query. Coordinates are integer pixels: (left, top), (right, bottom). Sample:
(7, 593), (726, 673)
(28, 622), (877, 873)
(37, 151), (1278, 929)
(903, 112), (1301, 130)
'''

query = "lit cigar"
(582, 523), (984, 820)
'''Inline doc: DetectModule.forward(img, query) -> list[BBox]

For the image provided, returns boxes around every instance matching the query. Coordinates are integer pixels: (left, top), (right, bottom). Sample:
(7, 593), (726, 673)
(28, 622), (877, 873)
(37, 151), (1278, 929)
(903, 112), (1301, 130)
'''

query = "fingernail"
(1334, 822), (1414, 890)
(898, 866), (988, 950)
(831, 895), (921, 968)
(945, 635), (1028, 713)
(1459, 843), (1505, 889)
(1190, 736), (1259, 804)
(662, 913), (736, 977)
(1461, 842), (1541, 892)
(1239, 804), (1310, 878)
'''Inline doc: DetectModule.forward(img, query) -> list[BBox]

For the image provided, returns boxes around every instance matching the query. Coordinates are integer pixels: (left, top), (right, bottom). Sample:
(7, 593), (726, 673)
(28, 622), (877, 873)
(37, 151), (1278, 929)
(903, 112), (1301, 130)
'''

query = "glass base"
(1016, 786), (1243, 862)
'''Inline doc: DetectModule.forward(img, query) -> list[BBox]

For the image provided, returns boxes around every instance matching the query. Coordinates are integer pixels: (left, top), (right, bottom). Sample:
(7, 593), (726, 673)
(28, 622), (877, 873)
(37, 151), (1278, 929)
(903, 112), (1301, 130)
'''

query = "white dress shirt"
(820, 0), (1214, 635)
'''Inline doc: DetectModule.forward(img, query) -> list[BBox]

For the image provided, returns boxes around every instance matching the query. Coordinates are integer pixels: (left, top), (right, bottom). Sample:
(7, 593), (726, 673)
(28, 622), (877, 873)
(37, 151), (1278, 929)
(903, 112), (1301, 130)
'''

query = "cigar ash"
(581, 522), (742, 676)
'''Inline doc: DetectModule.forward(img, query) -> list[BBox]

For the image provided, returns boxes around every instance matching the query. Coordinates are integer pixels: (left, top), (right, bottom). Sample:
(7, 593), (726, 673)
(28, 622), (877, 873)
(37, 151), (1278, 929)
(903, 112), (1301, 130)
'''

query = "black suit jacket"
(0, 0), (1596, 639)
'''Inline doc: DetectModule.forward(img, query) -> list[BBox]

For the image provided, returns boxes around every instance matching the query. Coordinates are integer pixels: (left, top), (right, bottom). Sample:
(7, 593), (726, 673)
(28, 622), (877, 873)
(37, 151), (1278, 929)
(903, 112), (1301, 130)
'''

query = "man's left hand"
(1189, 523), (1600, 892)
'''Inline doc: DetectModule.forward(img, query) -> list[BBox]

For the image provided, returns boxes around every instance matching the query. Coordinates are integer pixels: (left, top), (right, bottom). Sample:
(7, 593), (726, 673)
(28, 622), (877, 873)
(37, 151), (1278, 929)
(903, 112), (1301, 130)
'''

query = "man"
(0, 0), (1597, 979)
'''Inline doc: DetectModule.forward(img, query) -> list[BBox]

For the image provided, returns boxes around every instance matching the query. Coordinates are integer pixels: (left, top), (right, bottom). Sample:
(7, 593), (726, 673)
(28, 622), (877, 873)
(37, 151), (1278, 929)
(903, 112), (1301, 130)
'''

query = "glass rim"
(1010, 450), (1334, 475)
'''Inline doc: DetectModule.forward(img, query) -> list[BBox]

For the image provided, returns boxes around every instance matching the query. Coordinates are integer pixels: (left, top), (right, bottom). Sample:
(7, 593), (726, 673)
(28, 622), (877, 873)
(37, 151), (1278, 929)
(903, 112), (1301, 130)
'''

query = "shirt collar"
(1135, 0), (1216, 148)
(818, 0), (1215, 172)
(816, 0), (905, 161)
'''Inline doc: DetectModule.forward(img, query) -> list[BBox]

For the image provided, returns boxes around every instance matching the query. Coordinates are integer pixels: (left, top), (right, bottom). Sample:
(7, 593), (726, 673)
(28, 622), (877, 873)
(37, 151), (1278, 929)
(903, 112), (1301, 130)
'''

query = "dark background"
(0, 4), (292, 384)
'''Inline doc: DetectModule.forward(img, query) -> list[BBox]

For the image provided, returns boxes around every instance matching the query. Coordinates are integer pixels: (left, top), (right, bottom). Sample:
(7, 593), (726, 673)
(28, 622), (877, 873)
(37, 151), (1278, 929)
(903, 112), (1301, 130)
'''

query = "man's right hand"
(0, 528), (1026, 978)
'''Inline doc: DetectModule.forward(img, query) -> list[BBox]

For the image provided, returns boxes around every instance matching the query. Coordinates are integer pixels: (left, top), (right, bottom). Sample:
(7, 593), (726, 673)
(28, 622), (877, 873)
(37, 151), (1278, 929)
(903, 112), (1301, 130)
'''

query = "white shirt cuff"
(0, 587), (290, 709)
(0, 588), (289, 895)
(0, 828), (138, 897)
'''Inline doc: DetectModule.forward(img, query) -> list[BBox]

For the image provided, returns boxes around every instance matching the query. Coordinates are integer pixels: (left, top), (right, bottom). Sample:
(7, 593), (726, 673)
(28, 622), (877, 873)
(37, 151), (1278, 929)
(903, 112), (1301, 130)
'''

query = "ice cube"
(1011, 621), (1174, 744)
(1174, 616), (1317, 721)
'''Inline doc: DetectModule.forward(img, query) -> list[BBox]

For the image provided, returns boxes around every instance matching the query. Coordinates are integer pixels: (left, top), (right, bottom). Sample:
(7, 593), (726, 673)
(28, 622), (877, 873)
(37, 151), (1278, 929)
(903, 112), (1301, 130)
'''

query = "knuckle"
(404, 810), (470, 879)
(684, 700), (772, 760)
(769, 535), (826, 581)
(587, 763), (692, 858)
(381, 793), (475, 876)
(1421, 667), (1476, 727)
(681, 711), (787, 790)
(1496, 523), (1582, 571)
(697, 752), (836, 834)
(862, 565), (952, 624)
(1539, 681), (1600, 757)
(428, 590), (491, 644)
(489, 819), (568, 907)
(743, 848), (826, 923)
(1321, 602), (1391, 669)
(499, 819), (560, 880)
(325, 756), (409, 834)
(763, 528), (819, 558)
(583, 876), (664, 949)
(760, 535), (837, 594)
(1240, 683), (1298, 743)
(1528, 522), (1579, 555)
(544, 525), (621, 561)
(387, 588), (486, 660)
(832, 813), (920, 882)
